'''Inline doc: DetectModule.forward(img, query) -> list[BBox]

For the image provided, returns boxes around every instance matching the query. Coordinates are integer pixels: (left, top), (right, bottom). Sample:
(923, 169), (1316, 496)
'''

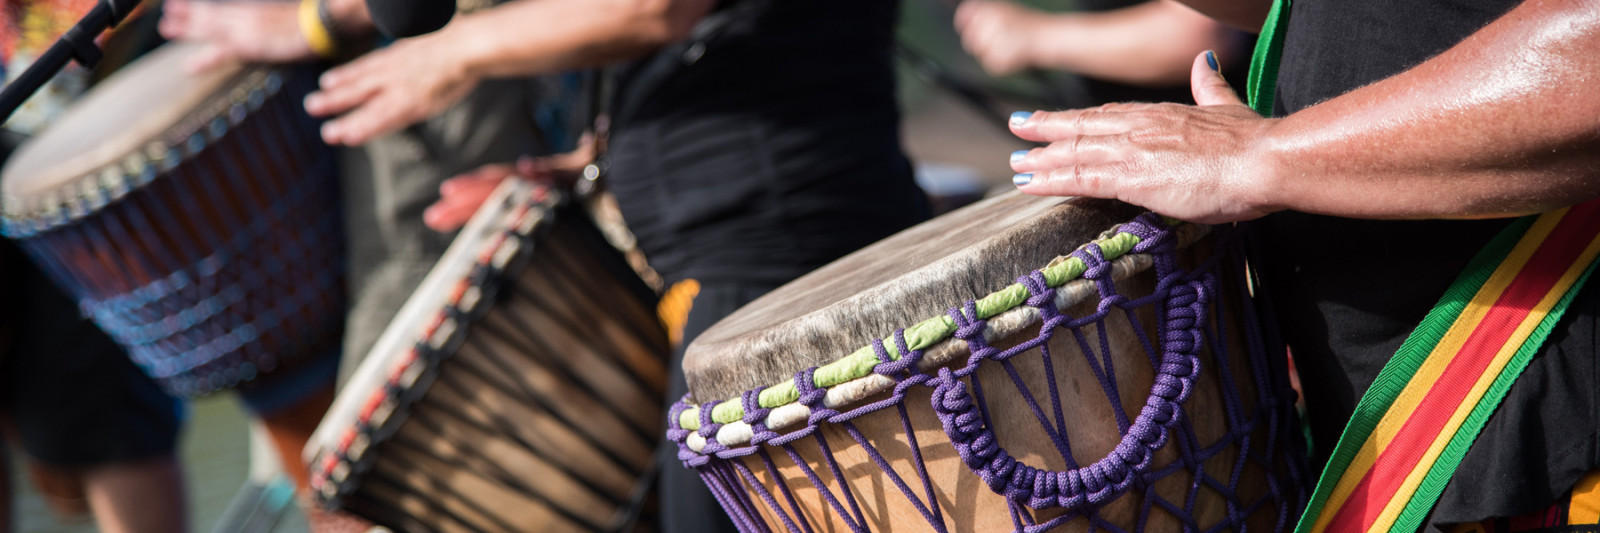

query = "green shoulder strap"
(1247, 0), (1291, 116)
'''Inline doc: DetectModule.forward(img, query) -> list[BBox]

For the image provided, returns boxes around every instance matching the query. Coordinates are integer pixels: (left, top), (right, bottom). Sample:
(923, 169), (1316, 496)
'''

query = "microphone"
(366, 0), (456, 38)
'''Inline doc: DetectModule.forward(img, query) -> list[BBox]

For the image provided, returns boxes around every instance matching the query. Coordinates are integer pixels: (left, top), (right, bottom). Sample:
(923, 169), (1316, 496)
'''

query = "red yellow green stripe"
(1296, 199), (1600, 533)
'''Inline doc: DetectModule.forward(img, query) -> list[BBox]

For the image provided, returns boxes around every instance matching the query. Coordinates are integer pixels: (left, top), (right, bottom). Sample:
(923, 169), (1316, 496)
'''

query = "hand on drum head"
(422, 145), (593, 232)
(159, 0), (316, 73)
(304, 30), (478, 146)
(1008, 51), (1280, 224)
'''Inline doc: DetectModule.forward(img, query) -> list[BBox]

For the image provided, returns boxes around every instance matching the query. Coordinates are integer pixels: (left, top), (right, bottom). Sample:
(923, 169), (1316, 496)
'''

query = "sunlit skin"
(305, 0), (717, 146)
(158, 0), (372, 72)
(421, 142), (593, 232)
(956, 0), (1235, 85)
(1009, 0), (1600, 224)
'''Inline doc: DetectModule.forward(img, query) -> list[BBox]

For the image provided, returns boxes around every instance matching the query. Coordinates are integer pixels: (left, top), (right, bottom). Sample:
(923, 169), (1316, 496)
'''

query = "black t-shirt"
(1257, 0), (1599, 526)
(605, 0), (930, 285)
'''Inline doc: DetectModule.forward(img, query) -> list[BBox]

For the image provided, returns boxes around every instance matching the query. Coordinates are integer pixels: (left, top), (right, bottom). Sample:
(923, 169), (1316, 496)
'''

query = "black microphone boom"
(0, 0), (141, 122)
(367, 0), (456, 38)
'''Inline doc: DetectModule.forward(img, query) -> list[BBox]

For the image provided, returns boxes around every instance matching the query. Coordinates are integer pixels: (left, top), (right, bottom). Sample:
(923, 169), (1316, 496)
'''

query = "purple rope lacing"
(669, 214), (1307, 532)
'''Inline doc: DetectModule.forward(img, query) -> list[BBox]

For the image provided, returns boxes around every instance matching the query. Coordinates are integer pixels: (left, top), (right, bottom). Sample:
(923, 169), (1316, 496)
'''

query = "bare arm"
(306, 0), (716, 145)
(1008, 0), (1600, 223)
(451, 0), (715, 78)
(159, 0), (374, 72)
(957, 0), (1238, 85)
(1168, 0), (1271, 33)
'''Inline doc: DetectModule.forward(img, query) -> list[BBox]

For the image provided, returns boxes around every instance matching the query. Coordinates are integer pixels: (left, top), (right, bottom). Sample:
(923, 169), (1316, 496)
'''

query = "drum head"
(1, 42), (248, 202)
(683, 191), (1145, 403)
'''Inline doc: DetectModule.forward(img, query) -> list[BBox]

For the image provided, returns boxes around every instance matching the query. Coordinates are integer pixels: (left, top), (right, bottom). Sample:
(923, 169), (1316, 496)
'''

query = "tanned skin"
(1009, 0), (1600, 224)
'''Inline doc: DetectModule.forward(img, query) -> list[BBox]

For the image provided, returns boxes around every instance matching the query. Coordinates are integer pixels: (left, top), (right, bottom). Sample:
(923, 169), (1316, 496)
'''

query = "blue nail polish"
(1009, 111), (1033, 127)
(1013, 173), (1033, 187)
(1010, 150), (1029, 164)
(1205, 50), (1220, 72)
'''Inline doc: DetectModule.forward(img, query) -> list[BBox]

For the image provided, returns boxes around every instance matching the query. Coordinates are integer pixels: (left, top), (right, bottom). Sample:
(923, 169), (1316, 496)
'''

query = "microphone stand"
(0, 0), (143, 122)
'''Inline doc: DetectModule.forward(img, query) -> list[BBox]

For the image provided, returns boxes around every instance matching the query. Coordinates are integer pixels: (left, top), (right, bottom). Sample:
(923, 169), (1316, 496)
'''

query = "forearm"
(1257, 0), (1600, 219)
(446, 0), (714, 80)
(1027, 1), (1235, 86)
(1171, 0), (1270, 33)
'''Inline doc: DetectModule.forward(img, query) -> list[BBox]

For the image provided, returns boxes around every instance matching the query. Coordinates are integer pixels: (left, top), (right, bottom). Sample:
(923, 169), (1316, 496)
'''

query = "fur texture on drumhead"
(684, 191), (1145, 403)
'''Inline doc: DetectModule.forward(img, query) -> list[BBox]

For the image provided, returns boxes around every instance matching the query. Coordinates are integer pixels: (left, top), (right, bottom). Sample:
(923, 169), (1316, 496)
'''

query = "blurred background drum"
(671, 192), (1307, 532)
(307, 180), (669, 533)
(0, 41), (344, 399)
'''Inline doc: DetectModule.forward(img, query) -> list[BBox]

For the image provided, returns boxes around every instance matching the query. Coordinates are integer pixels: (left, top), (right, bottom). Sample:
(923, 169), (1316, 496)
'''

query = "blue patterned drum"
(0, 42), (345, 398)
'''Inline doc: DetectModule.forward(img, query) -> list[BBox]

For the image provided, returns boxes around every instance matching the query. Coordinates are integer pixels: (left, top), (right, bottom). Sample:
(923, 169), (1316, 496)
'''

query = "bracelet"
(298, 0), (339, 59)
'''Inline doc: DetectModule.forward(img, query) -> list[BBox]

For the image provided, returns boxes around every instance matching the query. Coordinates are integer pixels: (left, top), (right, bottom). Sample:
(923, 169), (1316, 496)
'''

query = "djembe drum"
(0, 42), (344, 398)
(670, 192), (1309, 532)
(306, 180), (670, 533)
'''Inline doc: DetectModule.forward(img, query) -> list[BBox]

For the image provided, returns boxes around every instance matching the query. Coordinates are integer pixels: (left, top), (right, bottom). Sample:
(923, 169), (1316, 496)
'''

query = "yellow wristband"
(298, 0), (339, 59)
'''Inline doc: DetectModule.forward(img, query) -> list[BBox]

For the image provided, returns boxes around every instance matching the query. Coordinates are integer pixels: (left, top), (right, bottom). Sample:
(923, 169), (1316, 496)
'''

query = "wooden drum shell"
(309, 182), (670, 533)
(677, 192), (1306, 533)
(0, 44), (344, 396)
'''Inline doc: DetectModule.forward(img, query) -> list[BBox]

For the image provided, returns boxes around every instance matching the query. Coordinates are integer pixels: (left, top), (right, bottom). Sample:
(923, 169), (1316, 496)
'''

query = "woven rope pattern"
(8, 70), (345, 397)
(669, 215), (1308, 532)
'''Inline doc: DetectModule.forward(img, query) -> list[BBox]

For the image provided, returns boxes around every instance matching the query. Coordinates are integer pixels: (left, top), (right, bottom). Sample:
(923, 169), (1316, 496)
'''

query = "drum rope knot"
(928, 276), (1210, 511)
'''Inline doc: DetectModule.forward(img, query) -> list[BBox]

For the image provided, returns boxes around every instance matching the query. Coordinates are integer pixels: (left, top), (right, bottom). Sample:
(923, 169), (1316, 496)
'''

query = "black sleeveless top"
(1256, 0), (1599, 526)
(605, 0), (929, 285)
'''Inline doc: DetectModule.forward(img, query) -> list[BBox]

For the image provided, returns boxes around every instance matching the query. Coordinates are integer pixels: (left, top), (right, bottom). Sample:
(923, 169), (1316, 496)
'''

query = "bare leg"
(256, 384), (335, 493)
(78, 456), (187, 533)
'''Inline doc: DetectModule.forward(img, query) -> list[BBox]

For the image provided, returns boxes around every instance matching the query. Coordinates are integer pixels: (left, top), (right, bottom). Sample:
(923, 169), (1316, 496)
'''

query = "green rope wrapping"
(684, 225), (1159, 431)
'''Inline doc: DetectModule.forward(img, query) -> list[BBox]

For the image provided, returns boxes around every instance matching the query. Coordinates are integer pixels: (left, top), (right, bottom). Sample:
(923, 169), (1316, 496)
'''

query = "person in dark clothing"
(1005, 0), (1600, 530)
(306, 1), (929, 532)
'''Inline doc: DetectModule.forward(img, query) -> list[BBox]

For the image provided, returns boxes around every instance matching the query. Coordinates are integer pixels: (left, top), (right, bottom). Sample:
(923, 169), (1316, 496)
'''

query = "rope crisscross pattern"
(669, 214), (1308, 532)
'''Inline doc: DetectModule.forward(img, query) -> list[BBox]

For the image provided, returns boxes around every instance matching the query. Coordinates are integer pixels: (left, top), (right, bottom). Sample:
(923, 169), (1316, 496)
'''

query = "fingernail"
(1009, 111), (1033, 127)
(1010, 150), (1029, 165)
(1012, 173), (1033, 187)
(1205, 50), (1220, 73)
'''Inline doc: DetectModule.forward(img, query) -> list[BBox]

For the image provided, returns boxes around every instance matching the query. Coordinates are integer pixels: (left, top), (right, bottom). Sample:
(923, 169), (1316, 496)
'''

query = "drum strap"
(1249, 3), (1600, 531)
(1294, 202), (1600, 533)
(1246, 0), (1290, 116)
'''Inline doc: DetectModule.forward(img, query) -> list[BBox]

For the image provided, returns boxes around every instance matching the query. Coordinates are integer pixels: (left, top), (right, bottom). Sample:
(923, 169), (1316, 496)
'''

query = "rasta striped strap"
(1295, 199), (1600, 533)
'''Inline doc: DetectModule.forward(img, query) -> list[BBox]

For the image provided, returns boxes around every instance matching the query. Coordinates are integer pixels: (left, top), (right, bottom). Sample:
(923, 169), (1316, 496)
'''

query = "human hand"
(1008, 51), (1281, 224)
(303, 31), (478, 146)
(159, 0), (316, 73)
(954, 0), (1045, 76)
(422, 146), (594, 232)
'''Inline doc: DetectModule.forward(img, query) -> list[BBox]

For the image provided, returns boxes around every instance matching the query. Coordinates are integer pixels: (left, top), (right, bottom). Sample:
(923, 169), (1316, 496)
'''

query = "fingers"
(158, 0), (190, 39)
(1191, 50), (1247, 108)
(424, 172), (511, 232)
(1008, 136), (1126, 174)
(441, 164), (514, 195)
(1008, 105), (1155, 143)
(1011, 163), (1120, 200)
(305, 67), (383, 119)
(955, 1), (1024, 75)
(319, 94), (409, 145)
